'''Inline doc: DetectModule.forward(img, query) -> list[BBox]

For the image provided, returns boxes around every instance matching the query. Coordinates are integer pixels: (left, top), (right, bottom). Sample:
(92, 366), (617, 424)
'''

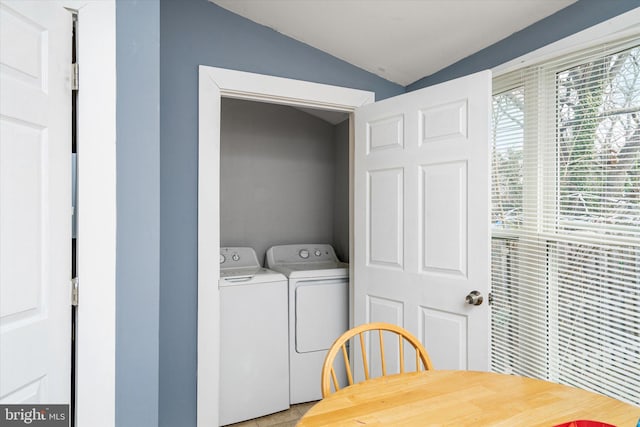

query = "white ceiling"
(212, 0), (576, 86)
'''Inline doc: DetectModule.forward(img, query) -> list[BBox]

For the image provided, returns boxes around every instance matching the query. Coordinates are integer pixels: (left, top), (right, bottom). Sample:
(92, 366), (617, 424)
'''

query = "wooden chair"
(321, 322), (434, 397)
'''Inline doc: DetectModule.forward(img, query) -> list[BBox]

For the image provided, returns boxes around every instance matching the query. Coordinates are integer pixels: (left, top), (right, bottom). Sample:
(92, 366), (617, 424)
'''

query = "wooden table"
(297, 370), (640, 426)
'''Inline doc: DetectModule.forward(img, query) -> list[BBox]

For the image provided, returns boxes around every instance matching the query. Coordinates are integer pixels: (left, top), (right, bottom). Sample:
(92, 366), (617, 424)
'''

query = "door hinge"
(71, 277), (79, 306)
(71, 63), (79, 91)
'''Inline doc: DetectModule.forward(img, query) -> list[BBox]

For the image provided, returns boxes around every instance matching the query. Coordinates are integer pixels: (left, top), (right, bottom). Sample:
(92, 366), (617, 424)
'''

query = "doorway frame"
(63, 1), (116, 426)
(197, 66), (374, 426)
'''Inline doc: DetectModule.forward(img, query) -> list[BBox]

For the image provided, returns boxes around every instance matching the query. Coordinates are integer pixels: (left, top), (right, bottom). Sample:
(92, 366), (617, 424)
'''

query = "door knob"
(465, 290), (483, 306)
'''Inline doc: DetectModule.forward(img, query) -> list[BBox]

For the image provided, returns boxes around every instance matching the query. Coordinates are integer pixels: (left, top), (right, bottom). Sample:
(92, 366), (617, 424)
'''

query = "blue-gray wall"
(116, 1), (160, 427)
(112, 0), (638, 425)
(158, 1), (403, 426)
(408, 0), (639, 90)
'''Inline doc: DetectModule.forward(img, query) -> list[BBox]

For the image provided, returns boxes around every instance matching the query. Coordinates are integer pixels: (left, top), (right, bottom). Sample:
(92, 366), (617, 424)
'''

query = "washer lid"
(219, 267), (260, 280)
(219, 267), (286, 286)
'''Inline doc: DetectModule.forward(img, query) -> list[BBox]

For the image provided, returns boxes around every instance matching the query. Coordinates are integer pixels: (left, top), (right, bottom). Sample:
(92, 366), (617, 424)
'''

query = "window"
(491, 37), (640, 405)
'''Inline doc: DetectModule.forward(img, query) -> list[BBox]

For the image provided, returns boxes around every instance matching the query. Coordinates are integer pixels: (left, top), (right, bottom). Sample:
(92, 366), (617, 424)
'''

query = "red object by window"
(553, 421), (616, 427)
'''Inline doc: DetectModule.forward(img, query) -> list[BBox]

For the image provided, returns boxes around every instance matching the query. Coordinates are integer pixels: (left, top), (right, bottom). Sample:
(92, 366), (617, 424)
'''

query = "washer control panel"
(220, 247), (260, 270)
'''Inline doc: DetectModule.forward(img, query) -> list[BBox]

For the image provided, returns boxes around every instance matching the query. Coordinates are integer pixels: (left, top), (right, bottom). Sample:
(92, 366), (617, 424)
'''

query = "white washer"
(219, 247), (289, 425)
(266, 244), (349, 404)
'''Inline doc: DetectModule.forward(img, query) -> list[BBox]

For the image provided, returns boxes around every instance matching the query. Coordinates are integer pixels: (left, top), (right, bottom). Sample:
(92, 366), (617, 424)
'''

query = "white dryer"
(265, 244), (349, 404)
(219, 247), (289, 425)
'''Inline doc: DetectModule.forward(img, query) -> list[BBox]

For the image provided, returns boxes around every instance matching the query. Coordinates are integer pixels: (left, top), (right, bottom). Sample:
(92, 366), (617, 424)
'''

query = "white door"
(353, 70), (491, 371)
(0, 0), (72, 403)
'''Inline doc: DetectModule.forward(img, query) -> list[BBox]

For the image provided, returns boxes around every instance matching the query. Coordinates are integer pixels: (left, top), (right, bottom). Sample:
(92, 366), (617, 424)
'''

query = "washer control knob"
(220, 254), (225, 264)
(232, 253), (240, 262)
(299, 249), (310, 259)
(314, 250), (322, 257)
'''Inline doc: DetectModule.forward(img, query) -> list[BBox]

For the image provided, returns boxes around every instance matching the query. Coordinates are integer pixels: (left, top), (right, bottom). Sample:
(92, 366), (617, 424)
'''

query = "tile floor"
(226, 402), (318, 427)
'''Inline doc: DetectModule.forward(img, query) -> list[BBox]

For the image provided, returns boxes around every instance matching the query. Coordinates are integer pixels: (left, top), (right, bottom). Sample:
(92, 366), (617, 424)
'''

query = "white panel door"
(0, 0), (71, 403)
(354, 71), (491, 371)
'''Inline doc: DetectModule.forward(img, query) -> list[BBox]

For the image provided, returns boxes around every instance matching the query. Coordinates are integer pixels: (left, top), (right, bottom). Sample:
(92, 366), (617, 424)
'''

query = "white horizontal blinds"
(550, 41), (640, 404)
(491, 35), (640, 406)
(555, 44), (640, 240)
(492, 77), (553, 380)
(492, 83), (524, 229)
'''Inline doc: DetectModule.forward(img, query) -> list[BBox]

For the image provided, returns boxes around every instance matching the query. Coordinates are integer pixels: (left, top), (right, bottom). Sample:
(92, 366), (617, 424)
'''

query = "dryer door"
(295, 278), (348, 353)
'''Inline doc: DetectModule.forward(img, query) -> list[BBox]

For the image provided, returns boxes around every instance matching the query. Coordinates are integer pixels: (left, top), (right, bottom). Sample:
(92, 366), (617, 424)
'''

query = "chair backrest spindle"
(359, 332), (369, 380)
(378, 330), (386, 376)
(399, 335), (405, 373)
(330, 368), (339, 392)
(341, 344), (353, 386)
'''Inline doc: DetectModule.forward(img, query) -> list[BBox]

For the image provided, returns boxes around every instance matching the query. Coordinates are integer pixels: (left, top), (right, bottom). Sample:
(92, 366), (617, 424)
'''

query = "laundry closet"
(218, 98), (351, 425)
(220, 98), (350, 265)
